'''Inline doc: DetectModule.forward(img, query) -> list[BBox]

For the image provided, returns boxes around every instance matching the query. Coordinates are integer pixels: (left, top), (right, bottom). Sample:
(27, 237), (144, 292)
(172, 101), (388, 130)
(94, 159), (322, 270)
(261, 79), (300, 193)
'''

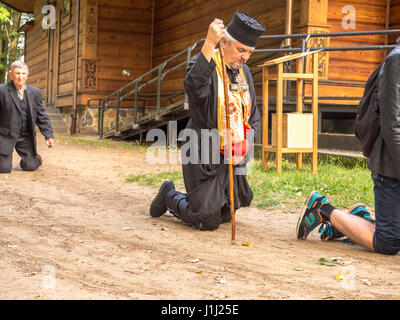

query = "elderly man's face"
(9, 66), (29, 89)
(222, 39), (255, 70)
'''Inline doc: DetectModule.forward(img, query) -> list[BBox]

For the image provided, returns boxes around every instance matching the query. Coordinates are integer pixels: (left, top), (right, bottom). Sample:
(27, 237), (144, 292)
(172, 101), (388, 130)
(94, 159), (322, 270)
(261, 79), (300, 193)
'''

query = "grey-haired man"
(0, 61), (54, 173)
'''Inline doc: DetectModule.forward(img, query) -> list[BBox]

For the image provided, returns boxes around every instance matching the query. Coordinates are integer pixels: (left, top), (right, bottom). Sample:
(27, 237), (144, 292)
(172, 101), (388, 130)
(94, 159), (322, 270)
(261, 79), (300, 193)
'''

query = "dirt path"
(1, 135), (399, 300)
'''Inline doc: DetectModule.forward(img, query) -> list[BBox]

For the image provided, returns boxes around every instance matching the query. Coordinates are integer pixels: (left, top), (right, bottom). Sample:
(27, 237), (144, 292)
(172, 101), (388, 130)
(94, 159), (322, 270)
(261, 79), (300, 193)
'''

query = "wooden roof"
(0, 0), (34, 13)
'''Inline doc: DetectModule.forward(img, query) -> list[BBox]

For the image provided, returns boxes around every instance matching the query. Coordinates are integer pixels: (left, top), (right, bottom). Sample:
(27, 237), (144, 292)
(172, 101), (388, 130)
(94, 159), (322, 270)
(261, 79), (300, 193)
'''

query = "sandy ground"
(1, 134), (399, 300)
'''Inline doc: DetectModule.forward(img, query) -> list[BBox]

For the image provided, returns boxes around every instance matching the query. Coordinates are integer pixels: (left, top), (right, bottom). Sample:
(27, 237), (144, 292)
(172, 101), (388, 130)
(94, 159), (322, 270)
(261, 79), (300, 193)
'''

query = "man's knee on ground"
(21, 164), (39, 171)
(198, 214), (221, 231)
(20, 158), (40, 171)
(373, 233), (400, 255)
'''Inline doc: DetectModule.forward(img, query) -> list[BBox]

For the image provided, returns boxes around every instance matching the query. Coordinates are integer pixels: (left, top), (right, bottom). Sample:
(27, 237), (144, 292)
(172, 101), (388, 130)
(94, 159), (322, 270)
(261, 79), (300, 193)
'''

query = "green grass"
(126, 171), (183, 187)
(247, 160), (373, 209)
(126, 156), (374, 210)
(62, 136), (374, 210)
(59, 136), (148, 152)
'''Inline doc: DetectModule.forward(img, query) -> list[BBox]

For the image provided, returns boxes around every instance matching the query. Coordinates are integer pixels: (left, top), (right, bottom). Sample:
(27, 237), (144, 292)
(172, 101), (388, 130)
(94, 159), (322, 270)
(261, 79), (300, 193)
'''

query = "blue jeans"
(373, 175), (400, 255)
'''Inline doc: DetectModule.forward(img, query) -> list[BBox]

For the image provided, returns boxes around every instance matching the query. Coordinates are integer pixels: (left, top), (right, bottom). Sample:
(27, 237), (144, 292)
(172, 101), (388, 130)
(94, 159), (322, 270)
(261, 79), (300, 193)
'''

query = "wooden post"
(276, 63), (283, 174)
(299, 0), (330, 80)
(262, 67), (269, 169)
(312, 52), (319, 174)
(71, 0), (80, 135)
(81, 0), (99, 92)
(259, 50), (319, 174)
(296, 59), (303, 169)
(219, 47), (236, 244)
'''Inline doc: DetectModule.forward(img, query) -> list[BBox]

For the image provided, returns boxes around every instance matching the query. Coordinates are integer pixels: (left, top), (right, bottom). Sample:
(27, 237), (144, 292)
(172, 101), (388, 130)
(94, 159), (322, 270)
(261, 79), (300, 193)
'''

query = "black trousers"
(165, 189), (232, 231)
(0, 135), (40, 173)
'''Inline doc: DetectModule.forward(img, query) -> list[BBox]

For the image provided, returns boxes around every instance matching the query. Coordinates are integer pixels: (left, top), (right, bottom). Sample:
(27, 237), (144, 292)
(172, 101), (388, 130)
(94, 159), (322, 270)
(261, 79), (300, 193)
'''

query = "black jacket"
(0, 81), (54, 155)
(368, 45), (400, 179)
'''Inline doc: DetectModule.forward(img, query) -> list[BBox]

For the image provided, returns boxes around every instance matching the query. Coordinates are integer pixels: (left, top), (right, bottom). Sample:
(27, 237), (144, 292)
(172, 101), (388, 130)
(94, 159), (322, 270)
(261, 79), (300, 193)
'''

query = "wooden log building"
(2, 0), (400, 152)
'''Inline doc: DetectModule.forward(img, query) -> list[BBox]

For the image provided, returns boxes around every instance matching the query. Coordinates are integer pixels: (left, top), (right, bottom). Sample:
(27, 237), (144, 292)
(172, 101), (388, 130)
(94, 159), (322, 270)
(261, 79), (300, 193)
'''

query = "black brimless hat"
(226, 11), (265, 47)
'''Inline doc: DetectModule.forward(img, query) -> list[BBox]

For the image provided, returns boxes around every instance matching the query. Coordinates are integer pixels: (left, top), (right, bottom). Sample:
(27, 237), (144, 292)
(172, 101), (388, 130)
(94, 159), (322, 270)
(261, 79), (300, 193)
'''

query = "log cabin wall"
(22, 0), (154, 133)
(24, 1), (50, 100)
(314, 0), (399, 139)
(291, 0), (395, 111)
(96, 0), (153, 95)
(151, 0), (394, 105)
(152, 0), (298, 94)
(151, 1), (378, 104)
(53, 0), (154, 107)
(24, 0), (78, 109)
(152, 0), (294, 66)
(83, 0), (153, 133)
(57, 0), (82, 108)
(151, 0), (396, 102)
(390, 0), (400, 43)
(327, 0), (387, 83)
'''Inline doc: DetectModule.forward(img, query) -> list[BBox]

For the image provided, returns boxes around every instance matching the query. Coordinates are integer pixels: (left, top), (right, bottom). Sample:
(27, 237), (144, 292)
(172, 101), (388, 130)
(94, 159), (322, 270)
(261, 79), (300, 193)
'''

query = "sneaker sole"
(296, 190), (317, 239)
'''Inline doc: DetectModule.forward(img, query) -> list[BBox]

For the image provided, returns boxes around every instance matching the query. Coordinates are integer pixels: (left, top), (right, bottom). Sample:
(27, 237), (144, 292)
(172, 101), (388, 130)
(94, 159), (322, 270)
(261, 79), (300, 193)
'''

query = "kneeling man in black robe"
(149, 11), (265, 230)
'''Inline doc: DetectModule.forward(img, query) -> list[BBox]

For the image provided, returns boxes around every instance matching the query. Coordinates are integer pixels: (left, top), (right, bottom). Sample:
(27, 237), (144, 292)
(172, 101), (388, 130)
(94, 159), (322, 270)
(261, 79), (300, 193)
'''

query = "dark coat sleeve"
(379, 53), (400, 178)
(184, 52), (216, 101)
(31, 87), (54, 140)
(183, 52), (219, 131)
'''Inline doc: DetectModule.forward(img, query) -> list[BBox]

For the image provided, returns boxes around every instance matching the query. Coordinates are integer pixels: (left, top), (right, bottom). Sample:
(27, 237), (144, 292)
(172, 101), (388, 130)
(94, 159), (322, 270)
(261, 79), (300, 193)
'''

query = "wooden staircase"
(87, 40), (205, 140)
(87, 39), (278, 142)
(45, 106), (68, 135)
(107, 92), (189, 140)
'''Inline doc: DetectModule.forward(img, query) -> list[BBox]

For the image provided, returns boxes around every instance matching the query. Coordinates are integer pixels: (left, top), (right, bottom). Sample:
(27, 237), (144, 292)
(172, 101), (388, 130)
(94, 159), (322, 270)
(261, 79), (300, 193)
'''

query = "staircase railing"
(87, 39), (205, 138)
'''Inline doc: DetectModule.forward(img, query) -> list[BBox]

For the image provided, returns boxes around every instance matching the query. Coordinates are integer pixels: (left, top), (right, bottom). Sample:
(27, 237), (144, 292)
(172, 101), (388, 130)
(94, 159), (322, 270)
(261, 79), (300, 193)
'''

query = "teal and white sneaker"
(347, 203), (374, 222)
(318, 222), (340, 241)
(318, 203), (374, 241)
(296, 191), (331, 240)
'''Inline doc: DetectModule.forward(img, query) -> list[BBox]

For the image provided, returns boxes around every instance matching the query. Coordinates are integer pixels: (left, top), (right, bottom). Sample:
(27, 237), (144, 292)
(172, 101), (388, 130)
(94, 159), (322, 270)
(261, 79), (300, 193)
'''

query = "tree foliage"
(0, 4), (33, 83)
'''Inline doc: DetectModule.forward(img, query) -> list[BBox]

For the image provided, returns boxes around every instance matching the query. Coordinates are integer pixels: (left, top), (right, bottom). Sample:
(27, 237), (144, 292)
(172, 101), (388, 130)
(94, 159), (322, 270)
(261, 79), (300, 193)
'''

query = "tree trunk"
(0, 23), (9, 83)
(8, 10), (20, 60)
(7, 9), (21, 80)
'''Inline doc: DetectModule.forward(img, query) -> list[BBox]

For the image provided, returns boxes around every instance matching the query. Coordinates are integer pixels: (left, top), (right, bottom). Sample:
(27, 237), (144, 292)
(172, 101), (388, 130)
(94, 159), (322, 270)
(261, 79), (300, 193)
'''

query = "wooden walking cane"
(218, 45), (236, 244)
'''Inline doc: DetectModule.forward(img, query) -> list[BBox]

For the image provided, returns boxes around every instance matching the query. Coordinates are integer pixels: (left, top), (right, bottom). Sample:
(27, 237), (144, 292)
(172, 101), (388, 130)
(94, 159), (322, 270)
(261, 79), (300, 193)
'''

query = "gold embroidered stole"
(213, 49), (252, 154)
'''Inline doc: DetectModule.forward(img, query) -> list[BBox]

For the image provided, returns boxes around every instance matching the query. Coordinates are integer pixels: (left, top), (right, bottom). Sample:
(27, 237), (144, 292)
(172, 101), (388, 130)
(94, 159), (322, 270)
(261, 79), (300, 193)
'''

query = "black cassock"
(166, 52), (260, 230)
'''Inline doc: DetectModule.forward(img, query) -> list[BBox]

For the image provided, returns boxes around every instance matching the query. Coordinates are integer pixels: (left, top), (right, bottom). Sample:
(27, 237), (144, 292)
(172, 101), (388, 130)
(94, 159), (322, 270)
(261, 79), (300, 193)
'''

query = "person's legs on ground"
(329, 210), (375, 250)
(319, 203), (375, 241)
(149, 180), (222, 231)
(166, 188), (221, 231)
(15, 135), (41, 171)
(297, 190), (375, 251)
(371, 175), (400, 255)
